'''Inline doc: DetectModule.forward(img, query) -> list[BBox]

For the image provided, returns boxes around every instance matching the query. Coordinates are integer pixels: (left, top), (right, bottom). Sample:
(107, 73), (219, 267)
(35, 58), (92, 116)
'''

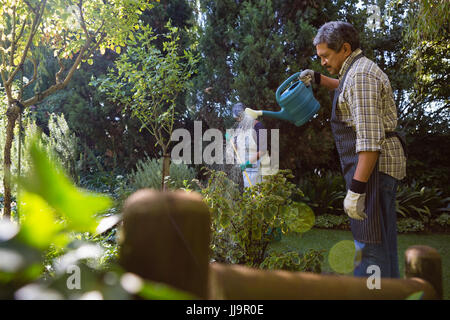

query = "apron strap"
(338, 53), (364, 93)
(332, 53), (364, 120)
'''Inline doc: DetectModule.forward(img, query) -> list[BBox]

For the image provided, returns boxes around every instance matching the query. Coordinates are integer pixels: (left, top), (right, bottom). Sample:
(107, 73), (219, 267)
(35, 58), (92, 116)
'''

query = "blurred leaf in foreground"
(19, 138), (112, 234)
(406, 291), (424, 300)
(18, 192), (67, 250)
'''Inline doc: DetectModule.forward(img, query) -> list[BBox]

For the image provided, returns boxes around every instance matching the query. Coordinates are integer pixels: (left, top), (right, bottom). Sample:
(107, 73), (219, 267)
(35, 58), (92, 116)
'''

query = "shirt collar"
(338, 48), (363, 78)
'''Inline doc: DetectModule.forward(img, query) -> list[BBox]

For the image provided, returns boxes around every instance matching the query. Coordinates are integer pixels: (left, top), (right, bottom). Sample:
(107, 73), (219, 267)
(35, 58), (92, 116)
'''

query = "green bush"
(297, 171), (346, 216)
(127, 156), (197, 191)
(260, 249), (325, 273)
(405, 134), (450, 196)
(396, 183), (450, 224)
(301, 175), (450, 234)
(314, 214), (350, 230)
(313, 213), (448, 234)
(431, 213), (450, 232)
(0, 111), (85, 190)
(397, 218), (425, 233)
(202, 168), (316, 269)
(43, 113), (81, 183)
(297, 170), (449, 232)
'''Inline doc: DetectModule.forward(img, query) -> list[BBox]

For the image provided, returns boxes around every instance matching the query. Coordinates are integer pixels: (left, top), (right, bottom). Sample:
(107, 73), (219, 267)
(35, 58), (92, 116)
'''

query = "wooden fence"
(119, 189), (442, 300)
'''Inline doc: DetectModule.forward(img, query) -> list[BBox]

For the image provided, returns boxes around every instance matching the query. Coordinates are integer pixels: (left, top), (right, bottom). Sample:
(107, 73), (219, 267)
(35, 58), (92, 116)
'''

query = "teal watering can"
(245, 72), (320, 126)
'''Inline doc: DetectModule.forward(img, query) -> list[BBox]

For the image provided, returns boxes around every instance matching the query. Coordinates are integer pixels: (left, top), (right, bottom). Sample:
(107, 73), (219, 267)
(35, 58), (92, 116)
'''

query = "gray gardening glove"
(299, 69), (315, 86)
(344, 190), (368, 220)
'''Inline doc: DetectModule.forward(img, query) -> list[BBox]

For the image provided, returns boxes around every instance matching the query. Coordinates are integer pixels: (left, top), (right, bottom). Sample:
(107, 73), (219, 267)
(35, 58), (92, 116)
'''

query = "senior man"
(301, 21), (406, 278)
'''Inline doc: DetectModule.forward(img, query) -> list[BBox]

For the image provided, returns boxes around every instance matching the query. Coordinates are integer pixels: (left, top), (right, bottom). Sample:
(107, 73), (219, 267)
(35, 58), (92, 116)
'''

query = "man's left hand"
(344, 190), (367, 220)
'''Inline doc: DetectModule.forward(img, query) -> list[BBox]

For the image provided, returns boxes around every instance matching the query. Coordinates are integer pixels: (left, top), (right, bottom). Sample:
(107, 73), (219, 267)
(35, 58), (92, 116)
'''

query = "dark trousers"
(353, 173), (400, 278)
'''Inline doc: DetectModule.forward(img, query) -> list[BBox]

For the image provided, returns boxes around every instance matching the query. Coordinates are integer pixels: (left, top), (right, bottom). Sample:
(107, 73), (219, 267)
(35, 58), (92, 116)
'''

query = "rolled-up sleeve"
(348, 72), (384, 153)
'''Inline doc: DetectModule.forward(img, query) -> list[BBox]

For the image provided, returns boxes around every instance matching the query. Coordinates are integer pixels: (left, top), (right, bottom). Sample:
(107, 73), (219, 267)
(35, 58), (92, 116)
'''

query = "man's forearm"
(320, 74), (339, 90)
(353, 151), (380, 183)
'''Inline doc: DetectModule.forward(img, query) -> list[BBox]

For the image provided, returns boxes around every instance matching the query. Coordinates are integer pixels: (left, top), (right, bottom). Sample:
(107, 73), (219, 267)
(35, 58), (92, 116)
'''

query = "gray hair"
(313, 21), (360, 52)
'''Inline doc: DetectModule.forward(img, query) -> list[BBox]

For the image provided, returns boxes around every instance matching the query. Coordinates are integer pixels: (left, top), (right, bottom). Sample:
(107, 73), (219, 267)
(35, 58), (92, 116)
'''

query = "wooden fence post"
(119, 189), (211, 299)
(405, 245), (443, 299)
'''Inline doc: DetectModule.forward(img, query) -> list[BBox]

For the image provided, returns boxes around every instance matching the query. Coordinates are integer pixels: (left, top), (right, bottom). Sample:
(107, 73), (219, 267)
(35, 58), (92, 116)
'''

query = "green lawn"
(268, 228), (450, 299)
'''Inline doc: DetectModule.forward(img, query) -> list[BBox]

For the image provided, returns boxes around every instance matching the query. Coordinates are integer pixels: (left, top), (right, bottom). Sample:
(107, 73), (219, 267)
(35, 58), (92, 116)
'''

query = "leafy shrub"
(396, 183), (450, 224)
(79, 171), (120, 193)
(297, 171), (346, 216)
(127, 156), (196, 191)
(397, 218), (425, 233)
(431, 213), (450, 232)
(405, 134), (450, 196)
(260, 249), (325, 273)
(42, 113), (81, 183)
(433, 213), (450, 227)
(314, 214), (350, 230)
(202, 168), (317, 270)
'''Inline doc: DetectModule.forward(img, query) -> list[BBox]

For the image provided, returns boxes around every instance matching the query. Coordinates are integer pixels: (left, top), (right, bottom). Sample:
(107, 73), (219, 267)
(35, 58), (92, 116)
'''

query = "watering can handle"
(276, 72), (301, 103)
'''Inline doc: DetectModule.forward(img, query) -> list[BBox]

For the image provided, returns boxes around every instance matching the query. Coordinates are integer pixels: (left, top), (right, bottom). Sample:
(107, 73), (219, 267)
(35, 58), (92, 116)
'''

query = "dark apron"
(331, 54), (382, 244)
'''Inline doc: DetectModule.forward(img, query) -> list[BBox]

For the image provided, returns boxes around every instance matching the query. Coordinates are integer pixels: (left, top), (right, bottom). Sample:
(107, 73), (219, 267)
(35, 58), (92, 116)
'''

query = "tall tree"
(402, 0), (449, 134)
(93, 23), (198, 190)
(0, 0), (152, 218)
(26, 0), (196, 175)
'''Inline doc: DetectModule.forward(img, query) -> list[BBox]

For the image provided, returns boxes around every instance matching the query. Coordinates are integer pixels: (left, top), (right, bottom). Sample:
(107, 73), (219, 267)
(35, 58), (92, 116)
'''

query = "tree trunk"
(2, 104), (20, 219)
(161, 153), (171, 191)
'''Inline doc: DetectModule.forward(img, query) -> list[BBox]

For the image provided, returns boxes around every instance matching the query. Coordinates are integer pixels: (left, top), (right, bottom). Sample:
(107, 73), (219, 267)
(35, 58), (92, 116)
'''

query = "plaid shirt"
(337, 48), (406, 180)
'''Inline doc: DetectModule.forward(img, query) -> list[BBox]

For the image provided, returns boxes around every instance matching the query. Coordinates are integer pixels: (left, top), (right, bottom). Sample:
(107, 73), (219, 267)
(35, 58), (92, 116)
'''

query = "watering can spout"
(245, 108), (288, 121)
(244, 108), (262, 119)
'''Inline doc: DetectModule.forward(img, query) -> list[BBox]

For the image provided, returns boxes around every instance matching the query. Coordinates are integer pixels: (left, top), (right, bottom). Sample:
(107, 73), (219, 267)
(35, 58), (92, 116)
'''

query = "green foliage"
(19, 138), (112, 235)
(0, 0), (151, 106)
(127, 156), (197, 191)
(0, 112), (39, 187)
(0, 109), (91, 192)
(193, 0), (342, 174)
(297, 169), (449, 233)
(0, 110), (83, 217)
(396, 183), (450, 223)
(0, 137), (195, 300)
(91, 20), (198, 189)
(404, 134), (450, 195)
(430, 213), (450, 233)
(433, 213), (450, 228)
(314, 214), (350, 230)
(194, 0), (334, 113)
(397, 218), (425, 234)
(28, 3), (197, 175)
(401, 0), (449, 108)
(403, 0), (449, 44)
(260, 249), (325, 273)
(297, 171), (346, 216)
(202, 168), (317, 270)
(406, 291), (424, 300)
(192, 0), (448, 187)
(42, 113), (81, 183)
(1, 136), (109, 295)
(92, 22), (198, 156)
(0, 0), (153, 218)
(33, 50), (156, 174)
